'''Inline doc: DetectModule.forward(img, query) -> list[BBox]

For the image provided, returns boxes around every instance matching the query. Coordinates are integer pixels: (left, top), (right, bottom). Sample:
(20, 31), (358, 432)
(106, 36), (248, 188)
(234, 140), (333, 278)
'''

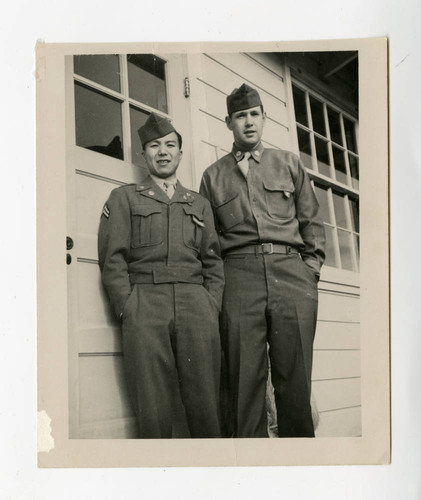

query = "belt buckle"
(261, 243), (273, 254)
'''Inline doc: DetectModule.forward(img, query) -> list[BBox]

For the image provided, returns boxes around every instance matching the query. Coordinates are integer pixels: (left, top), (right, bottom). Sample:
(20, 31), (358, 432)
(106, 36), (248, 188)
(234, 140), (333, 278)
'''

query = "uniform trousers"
(122, 282), (221, 438)
(221, 253), (318, 438)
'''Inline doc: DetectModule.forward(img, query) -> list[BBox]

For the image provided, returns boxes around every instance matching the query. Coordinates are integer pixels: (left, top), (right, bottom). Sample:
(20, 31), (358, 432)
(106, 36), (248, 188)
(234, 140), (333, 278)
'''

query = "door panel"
(78, 356), (132, 424)
(66, 53), (190, 438)
(76, 261), (115, 328)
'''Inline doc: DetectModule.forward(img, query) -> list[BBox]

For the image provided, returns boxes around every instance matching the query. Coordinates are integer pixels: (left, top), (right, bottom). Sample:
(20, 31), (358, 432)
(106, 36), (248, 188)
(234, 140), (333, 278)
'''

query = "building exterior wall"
(65, 50), (360, 438)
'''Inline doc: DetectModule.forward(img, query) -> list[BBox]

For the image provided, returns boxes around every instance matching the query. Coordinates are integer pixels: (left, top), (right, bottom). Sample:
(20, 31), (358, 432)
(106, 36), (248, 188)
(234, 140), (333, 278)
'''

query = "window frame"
(291, 78), (360, 274)
(72, 53), (171, 164)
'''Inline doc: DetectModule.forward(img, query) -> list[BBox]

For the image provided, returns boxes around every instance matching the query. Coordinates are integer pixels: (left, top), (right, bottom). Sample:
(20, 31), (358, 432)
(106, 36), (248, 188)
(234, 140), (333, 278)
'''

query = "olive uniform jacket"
(98, 174), (224, 319)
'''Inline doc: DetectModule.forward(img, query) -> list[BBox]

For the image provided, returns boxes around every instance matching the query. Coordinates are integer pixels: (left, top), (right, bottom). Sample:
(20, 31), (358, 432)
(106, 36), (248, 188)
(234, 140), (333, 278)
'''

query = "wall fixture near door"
(184, 77), (190, 98)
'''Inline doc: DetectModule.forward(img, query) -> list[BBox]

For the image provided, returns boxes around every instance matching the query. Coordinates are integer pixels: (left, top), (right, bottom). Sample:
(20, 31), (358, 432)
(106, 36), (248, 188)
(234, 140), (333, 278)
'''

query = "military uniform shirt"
(200, 142), (325, 274)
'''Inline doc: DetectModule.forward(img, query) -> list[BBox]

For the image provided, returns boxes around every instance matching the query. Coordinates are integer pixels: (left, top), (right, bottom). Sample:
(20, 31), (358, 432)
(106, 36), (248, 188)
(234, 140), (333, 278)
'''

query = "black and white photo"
(36, 39), (389, 466)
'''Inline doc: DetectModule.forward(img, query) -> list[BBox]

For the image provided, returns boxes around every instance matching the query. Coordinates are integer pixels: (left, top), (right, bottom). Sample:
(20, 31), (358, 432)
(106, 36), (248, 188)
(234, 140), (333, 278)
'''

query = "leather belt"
(225, 243), (299, 256)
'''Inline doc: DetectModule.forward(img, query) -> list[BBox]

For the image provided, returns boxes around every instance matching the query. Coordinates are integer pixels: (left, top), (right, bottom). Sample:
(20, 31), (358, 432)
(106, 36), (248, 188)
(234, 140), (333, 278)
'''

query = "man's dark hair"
(175, 131), (183, 149)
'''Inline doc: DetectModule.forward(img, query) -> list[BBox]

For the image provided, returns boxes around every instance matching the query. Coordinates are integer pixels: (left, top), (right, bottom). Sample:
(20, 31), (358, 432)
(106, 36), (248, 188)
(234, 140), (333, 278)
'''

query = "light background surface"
(37, 38), (387, 465)
(1, 0), (420, 498)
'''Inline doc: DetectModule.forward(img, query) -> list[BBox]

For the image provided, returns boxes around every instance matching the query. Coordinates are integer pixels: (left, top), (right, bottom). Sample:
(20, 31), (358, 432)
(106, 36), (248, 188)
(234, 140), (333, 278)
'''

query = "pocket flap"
(263, 178), (295, 193)
(215, 193), (238, 208)
(215, 194), (245, 231)
(183, 204), (204, 220)
(131, 204), (162, 217)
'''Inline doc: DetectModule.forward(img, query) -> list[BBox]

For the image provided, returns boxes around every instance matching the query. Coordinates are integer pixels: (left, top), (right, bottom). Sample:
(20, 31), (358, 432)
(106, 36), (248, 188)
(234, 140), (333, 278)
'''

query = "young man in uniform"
(98, 113), (224, 439)
(200, 84), (326, 438)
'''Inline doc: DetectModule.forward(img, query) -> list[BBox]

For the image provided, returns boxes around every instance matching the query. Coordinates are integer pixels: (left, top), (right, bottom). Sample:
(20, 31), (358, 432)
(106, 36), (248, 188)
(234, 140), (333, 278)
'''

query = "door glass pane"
(130, 105), (150, 167)
(74, 82), (123, 160)
(332, 191), (348, 229)
(314, 136), (330, 177)
(338, 229), (354, 271)
(348, 153), (359, 190)
(327, 108), (342, 145)
(314, 184), (332, 224)
(310, 96), (326, 137)
(349, 198), (360, 232)
(344, 118), (358, 153)
(332, 145), (348, 185)
(292, 86), (308, 126)
(324, 225), (337, 267)
(297, 126), (313, 169)
(73, 55), (121, 92)
(127, 54), (168, 113)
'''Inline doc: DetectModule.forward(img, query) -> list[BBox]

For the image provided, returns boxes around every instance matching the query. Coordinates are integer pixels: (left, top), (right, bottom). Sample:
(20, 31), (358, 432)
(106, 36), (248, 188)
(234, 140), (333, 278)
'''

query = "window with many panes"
(292, 82), (359, 272)
(73, 54), (169, 166)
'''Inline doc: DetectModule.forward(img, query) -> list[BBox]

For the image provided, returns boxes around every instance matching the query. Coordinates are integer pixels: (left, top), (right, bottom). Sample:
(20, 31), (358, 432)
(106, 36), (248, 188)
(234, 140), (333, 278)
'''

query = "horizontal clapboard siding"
(313, 281), (360, 437)
(316, 406), (362, 437)
(313, 350), (360, 381)
(313, 321), (360, 350)
(202, 53), (287, 108)
(318, 290), (359, 323)
(205, 53), (286, 98)
(190, 52), (292, 183)
(312, 378), (360, 412)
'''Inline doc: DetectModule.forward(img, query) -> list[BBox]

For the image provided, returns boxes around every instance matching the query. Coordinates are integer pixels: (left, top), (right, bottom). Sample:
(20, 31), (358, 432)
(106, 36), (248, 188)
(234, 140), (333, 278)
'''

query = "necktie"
(237, 151), (251, 179)
(163, 181), (176, 199)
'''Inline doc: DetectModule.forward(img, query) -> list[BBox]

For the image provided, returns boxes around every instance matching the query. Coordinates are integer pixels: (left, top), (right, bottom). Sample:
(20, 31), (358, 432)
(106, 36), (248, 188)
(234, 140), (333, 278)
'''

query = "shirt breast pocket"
(182, 204), (204, 251)
(215, 194), (245, 232)
(131, 204), (163, 248)
(262, 178), (295, 219)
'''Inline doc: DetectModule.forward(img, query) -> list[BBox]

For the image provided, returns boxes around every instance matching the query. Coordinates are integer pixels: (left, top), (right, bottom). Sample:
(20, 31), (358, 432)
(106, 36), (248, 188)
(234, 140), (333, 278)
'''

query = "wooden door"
(65, 52), (191, 438)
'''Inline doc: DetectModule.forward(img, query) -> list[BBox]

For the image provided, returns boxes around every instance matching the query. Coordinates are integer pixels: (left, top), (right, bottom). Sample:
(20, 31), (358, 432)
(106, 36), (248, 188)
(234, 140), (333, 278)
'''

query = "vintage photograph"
(66, 49), (360, 440)
(37, 40), (388, 466)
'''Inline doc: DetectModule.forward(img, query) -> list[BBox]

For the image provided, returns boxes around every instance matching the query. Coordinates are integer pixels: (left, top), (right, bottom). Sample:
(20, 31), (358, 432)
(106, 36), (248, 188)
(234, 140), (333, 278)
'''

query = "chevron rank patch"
(102, 203), (110, 219)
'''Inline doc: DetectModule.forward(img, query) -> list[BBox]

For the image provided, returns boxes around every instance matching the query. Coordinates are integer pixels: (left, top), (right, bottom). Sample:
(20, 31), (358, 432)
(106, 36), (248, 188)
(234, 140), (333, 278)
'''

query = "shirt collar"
(136, 174), (193, 204)
(149, 173), (177, 191)
(231, 141), (264, 163)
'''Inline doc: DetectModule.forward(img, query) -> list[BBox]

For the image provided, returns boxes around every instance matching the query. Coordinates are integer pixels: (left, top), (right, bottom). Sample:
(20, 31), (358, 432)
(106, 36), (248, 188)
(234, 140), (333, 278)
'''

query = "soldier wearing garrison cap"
(98, 113), (224, 438)
(200, 83), (326, 438)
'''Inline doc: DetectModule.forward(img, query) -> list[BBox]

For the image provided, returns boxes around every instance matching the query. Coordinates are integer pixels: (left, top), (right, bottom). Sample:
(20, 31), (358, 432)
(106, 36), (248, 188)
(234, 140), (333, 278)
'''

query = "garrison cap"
(226, 83), (263, 115)
(138, 113), (178, 147)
